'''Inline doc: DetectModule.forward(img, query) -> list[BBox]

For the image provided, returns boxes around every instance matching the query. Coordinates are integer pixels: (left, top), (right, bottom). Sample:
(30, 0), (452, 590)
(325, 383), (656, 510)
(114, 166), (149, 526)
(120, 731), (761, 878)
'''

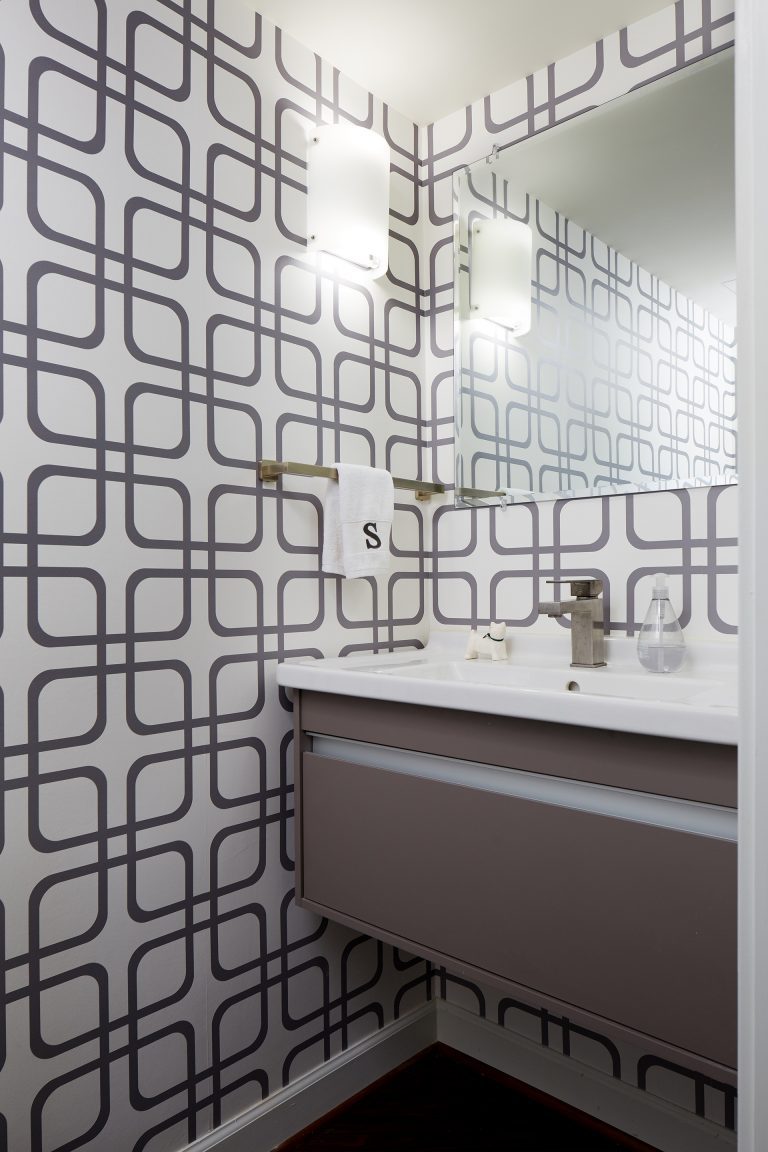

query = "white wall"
(736, 0), (768, 1146)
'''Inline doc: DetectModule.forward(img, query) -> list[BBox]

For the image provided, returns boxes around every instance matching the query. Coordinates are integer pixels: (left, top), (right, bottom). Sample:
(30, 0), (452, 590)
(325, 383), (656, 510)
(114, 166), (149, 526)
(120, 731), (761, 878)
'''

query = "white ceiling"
(251, 0), (675, 125)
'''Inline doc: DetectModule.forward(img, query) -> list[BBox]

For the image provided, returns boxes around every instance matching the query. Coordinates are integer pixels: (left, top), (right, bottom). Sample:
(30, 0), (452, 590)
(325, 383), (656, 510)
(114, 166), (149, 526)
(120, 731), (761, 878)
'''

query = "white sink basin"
(370, 657), (735, 708)
(277, 633), (737, 744)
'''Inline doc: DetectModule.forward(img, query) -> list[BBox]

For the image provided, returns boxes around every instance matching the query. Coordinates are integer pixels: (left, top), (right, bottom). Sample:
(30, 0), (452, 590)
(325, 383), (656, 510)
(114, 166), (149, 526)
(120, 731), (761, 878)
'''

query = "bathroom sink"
(277, 633), (737, 744)
(370, 657), (735, 708)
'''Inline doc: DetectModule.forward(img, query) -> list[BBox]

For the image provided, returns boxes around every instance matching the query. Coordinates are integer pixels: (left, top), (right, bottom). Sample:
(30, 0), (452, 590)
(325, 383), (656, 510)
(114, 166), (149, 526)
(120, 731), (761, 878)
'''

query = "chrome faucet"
(538, 578), (607, 668)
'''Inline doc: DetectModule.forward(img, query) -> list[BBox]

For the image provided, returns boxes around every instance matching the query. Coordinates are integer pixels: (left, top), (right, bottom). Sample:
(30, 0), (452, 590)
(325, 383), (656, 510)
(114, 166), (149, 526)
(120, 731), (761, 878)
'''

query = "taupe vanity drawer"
(300, 749), (736, 1068)
(299, 692), (737, 807)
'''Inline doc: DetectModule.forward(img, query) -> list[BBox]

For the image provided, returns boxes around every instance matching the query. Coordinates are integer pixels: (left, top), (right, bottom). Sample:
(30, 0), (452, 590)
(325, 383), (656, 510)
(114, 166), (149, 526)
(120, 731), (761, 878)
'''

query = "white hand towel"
(322, 463), (394, 578)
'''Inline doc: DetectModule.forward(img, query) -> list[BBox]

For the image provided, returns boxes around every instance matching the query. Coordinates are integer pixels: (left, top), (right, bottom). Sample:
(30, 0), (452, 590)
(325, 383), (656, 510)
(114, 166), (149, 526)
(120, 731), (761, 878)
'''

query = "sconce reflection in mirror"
(470, 218), (533, 334)
(306, 123), (390, 279)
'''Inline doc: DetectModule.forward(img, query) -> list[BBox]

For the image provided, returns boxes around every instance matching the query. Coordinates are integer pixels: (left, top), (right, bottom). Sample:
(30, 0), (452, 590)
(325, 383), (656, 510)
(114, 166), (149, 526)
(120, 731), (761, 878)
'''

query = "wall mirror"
(453, 49), (736, 507)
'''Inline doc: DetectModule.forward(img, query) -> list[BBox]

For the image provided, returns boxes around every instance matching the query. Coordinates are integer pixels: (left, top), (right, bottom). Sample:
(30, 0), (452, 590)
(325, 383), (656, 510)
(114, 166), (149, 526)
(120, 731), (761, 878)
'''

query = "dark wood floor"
(278, 1045), (661, 1152)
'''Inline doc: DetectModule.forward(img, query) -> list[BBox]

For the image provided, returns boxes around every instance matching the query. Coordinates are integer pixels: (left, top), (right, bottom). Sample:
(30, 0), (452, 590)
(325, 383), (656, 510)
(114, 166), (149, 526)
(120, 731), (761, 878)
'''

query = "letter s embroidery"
(363, 522), (381, 550)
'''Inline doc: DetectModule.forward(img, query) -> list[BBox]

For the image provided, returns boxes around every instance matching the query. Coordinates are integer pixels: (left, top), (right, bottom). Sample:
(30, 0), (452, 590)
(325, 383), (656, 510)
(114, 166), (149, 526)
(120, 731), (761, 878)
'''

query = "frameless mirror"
(454, 50), (736, 507)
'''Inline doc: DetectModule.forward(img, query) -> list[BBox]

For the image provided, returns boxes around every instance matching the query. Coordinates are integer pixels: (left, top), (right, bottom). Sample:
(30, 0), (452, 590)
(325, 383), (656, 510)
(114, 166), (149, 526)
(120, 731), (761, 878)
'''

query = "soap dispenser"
(637, 573), (686, 673)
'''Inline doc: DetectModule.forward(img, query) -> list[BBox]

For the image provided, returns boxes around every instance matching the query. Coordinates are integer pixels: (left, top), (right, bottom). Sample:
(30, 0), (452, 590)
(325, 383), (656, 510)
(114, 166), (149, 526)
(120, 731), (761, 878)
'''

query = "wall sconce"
(306, 123), (390, 279)
(470, 218), (533, 334)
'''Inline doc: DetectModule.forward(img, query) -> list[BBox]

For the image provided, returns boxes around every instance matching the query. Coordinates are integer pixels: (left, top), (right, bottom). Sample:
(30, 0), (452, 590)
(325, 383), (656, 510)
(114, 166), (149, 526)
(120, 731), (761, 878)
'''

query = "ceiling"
(251, 0), (675, 125)
(485, 52), (735, 324)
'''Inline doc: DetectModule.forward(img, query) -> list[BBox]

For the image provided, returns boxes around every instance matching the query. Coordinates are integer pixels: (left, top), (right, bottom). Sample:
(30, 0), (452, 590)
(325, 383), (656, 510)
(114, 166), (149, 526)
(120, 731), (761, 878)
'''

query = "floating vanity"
(278, 634), (737, 1076)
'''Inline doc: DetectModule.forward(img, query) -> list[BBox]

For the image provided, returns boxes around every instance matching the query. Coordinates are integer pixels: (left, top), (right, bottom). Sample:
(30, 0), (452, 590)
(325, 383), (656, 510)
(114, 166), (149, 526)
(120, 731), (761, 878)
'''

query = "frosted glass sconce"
(470, 218), (533, 334)
(306, 124), (390, 278)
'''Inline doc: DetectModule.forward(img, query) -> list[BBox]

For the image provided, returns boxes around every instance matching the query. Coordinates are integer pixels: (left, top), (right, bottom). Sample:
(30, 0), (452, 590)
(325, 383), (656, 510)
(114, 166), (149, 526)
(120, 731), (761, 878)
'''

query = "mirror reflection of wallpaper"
(456, 180), (737, 499)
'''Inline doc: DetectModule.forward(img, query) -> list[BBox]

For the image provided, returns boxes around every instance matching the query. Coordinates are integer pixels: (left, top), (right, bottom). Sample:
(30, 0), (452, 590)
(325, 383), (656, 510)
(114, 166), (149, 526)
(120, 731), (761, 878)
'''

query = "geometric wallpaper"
(424, 0), (738, 651)
(456, 177), (737, 497)
(421, 0), (738, 1131)
(0, 3), (429, 1150)
(431, 481), (738, 640)
(0, 0), (737, 1149)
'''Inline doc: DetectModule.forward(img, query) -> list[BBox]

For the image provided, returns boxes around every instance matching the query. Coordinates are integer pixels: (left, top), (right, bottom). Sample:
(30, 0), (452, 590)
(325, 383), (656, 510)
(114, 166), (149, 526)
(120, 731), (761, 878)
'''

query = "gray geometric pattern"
(437, 975), (736, 1130)
(421, 0), (738, 1130)
(431, 482), (738, 638)
(0, 1), (737, 1150)
(424, 0), (737, 652)
(456, 179), (737, 496)
(0, 3), (429, 1150)
(423, 0), (737, 502)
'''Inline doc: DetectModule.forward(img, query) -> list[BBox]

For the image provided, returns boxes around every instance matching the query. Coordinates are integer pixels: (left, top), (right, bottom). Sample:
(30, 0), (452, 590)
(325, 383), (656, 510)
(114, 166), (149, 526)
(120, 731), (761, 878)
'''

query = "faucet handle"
(546, 577), (603, 599)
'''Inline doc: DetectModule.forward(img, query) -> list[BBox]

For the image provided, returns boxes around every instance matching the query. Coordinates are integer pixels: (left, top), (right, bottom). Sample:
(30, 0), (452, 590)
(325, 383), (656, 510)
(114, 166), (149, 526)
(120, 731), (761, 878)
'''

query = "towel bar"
(258, 460), (444, 502)
(456, 484), (505, 500)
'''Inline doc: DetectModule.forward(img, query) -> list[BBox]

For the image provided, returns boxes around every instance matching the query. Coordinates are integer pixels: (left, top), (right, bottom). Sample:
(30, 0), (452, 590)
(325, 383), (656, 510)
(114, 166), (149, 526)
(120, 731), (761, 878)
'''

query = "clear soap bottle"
(637, 573), (686, 673)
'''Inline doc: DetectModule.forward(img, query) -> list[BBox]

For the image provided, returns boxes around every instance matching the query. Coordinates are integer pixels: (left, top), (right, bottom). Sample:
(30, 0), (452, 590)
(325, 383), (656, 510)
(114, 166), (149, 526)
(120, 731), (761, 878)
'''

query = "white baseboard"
(435, 1000), (737, 1152)
(189, 1002), (436, 1152)
(184, 998), (736, 1152)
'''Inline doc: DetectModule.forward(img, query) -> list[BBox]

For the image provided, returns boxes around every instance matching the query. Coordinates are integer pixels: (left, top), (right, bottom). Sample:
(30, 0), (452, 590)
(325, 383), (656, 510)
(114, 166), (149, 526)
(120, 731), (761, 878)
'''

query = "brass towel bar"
(258, 460), (445, 502)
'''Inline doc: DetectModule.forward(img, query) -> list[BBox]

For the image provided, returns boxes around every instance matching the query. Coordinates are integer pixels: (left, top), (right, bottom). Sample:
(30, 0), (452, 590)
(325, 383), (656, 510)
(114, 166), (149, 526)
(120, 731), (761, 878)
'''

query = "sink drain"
(566, 680), (581, 693)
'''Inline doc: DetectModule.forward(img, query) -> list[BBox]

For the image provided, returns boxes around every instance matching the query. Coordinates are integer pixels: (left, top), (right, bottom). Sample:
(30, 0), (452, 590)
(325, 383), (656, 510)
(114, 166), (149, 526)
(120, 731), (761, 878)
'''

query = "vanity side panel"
(292, 690), (309, 899)
(301, 750), (737, 1068)
(299, 692), (737, 807)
